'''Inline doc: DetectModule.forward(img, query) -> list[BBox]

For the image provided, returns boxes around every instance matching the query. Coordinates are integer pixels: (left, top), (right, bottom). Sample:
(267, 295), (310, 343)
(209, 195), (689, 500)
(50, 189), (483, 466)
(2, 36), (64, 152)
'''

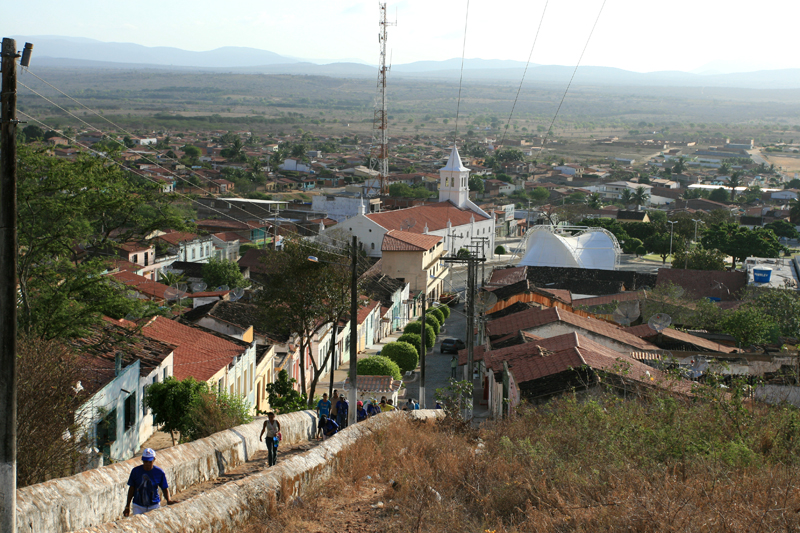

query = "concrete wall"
(68, 410), (444, 533)
(16, 410), (318, 533)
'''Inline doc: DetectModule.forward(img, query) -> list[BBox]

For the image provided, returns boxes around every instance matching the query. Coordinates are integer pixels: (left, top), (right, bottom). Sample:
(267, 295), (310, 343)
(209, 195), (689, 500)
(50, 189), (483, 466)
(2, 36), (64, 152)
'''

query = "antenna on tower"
(370, 2), (396, 196)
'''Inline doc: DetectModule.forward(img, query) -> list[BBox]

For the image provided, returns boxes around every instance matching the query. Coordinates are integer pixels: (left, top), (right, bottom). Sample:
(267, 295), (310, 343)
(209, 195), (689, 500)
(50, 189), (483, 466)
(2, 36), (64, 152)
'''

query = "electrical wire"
(535, 0), (607, 161)
(497, 0), (550, 150)
(452, 0), (470, 147)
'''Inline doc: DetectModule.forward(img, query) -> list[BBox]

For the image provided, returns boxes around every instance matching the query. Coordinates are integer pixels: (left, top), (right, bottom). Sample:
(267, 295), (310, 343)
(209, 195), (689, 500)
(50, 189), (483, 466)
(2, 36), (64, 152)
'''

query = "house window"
(230, 384), (234, 396)
(218, 378), (224, 394)
(163, 367), (168, 380)
(97, 409), (117, 447)
(142, 385), (149, 415)
(124, 392), (137, 431)
(133, 254), (138, 263)
(191, 248), (196, 260)
(243, 369), (248, 394)
(371, 243), (375, 250)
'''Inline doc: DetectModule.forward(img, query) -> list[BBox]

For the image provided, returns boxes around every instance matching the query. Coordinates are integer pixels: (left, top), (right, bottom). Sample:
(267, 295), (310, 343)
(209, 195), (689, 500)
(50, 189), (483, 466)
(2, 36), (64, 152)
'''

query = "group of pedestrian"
(313, 391), (420, 440)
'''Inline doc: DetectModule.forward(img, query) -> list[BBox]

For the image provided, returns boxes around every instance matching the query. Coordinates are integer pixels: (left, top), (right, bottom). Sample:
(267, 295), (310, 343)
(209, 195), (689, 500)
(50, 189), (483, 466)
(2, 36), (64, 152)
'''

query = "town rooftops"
(156, 230), (208, 246)
(381, 230), (442, 252)
(485, 306), (659, 352)
(655, 269), (747, 302)
(365, 201), (488, 234)
(141, 316), (250, 382)
(487, 266), (527, 287)
(110, 270), (172, 301)
(623, 324), (739, 354)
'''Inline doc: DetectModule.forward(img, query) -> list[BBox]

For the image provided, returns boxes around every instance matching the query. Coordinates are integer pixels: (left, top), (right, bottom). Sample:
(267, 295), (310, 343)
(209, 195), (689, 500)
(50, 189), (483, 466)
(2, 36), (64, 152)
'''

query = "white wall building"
(319, 146), (495, 258)
(311, 195), (382, 222)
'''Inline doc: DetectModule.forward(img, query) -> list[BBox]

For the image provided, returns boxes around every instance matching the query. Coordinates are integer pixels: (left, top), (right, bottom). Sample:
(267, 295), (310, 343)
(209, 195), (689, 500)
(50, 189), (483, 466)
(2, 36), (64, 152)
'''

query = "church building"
(319, 146), (496, 259)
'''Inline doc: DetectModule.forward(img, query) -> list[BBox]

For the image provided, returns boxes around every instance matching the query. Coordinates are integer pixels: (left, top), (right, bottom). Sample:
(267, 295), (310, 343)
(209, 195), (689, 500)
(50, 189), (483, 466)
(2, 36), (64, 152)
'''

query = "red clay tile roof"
(485, 307), (658, 352)
(487, 266), (527, 287)
(157, 231), (205, 246)
(623, 324), (739, 354)
(110, 271), (172, 301)
(381, 230), (443, 252)
(342, 375), (403, 393)
(572, 291), (644, 308)
(357, 300), (381, 325)
(365, 201), (488, 234)
(116, 242), (152, 253)
(213, 232), (247, 243)
(141, 316), (247, 381)
(475, 332), (687, 392)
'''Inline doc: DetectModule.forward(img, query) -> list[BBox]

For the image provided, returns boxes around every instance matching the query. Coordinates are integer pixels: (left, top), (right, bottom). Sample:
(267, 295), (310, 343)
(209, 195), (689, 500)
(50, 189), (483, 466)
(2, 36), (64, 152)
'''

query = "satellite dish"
(648, 313), (672, 332)
(175, 283), (188, 295)
(163, 287), (179, 301)
(612, 301), (640, 326)
(217, 285), (230, 292)
(474, 291), (498, 314)
(192, 282), (207, 293)
(230, 287), (245, 301)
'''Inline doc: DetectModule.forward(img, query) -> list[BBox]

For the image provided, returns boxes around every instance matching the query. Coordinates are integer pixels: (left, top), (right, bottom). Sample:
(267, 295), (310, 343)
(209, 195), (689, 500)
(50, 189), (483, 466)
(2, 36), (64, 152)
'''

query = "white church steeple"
(439, 145), (470, 208)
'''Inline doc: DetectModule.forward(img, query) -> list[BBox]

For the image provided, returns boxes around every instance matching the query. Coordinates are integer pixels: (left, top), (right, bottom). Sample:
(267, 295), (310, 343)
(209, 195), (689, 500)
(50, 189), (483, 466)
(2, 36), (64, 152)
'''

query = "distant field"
(763, 153), (800, 172)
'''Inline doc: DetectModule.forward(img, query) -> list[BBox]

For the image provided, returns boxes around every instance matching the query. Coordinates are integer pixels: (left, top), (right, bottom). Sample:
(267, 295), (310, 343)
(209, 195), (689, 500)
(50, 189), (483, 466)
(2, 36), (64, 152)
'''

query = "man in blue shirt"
(123, 448), (175, 516)
(316, 393), (332, 439)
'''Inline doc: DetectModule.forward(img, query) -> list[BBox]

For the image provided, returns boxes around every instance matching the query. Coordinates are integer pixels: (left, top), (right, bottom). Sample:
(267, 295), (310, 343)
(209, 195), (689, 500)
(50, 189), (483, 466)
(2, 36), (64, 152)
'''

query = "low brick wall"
(16, 410), (318, 533)
(71, 410), (444, 533)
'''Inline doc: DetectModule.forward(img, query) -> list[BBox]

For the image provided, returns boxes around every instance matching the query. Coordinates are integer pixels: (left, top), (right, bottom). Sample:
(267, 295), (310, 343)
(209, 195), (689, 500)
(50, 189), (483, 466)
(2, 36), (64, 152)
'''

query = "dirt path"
(176, 438), (320, 501)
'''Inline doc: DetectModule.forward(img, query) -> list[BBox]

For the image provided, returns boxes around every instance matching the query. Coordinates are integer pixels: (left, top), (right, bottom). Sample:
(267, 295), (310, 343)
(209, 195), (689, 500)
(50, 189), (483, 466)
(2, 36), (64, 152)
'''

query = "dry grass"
(246, 392), (800, 532)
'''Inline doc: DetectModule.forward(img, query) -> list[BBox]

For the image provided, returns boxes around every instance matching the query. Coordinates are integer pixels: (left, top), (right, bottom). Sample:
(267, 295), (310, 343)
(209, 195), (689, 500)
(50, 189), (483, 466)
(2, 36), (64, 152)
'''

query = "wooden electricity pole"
(0, 36), (19, 532)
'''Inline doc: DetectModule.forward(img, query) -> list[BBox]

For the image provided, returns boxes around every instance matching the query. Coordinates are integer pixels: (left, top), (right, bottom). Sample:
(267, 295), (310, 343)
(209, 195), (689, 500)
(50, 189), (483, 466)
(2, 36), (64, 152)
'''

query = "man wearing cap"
(123, 448), (176, 516)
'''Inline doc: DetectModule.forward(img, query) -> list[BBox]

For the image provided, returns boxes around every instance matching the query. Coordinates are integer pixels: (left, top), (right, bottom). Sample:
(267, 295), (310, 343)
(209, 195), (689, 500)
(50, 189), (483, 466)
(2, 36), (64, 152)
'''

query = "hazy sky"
(4, 0), (799, 73)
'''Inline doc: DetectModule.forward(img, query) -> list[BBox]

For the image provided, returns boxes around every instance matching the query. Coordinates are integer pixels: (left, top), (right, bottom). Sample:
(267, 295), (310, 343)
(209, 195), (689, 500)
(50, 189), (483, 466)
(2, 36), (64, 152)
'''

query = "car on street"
(440, 338), (466, 354)
(440, 292), (461, 307)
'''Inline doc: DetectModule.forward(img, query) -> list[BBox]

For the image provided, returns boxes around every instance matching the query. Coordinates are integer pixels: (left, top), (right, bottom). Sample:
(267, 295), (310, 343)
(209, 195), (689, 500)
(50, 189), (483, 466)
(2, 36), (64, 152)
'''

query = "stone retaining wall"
(70, 410), (444, 532)
(16, 410), (318, 533)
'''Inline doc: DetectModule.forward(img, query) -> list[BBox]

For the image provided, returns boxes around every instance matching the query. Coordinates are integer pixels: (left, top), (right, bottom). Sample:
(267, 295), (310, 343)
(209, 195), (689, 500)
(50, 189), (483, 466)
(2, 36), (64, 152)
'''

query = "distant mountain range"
(14, 36), (800, 90)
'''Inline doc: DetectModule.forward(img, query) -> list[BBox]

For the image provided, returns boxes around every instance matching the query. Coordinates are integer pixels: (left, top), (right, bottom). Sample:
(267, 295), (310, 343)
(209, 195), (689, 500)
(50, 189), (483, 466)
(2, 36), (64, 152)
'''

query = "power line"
(498, 0), (550, 149)
(452, 0), (470, 146)
(536, 0), (607, 161)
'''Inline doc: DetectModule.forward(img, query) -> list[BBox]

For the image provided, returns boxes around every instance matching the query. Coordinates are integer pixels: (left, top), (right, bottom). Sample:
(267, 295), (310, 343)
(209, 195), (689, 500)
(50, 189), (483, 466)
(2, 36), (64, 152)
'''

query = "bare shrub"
(17, 335), (88, 487)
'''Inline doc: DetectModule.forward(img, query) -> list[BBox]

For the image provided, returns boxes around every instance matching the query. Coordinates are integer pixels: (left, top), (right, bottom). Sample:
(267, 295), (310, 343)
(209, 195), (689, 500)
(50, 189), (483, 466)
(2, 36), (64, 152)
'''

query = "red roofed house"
(115, 242), (160, 280)
(141, 316), (257, 408)
(72, 318), (175, 464)
(486, 306), (660, 355)
(110, 270), (173, 303)
(154, 230), (214, 264)
(319, 146), (496, 258)
(211, 232), (245, 261)
(381, 230), (448, 302)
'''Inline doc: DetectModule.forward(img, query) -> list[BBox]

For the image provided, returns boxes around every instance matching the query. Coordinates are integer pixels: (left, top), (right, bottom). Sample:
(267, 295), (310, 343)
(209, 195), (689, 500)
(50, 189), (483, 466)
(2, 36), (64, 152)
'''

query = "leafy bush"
(423, 313), (441, 336)
(403, 321), (422, 335)
(264, 369), (308, 414)
(398, 333), (422, 358)
(426, 306), (445, 325)
(357, 355), (402, 380)
(380, 341), (419, 373)
(144, 377), (209, 444)
(184, 391), (254, 441)
(404, 321), (436, 348)
(436, 304), (450, 319)
(495, 245), (507, 255)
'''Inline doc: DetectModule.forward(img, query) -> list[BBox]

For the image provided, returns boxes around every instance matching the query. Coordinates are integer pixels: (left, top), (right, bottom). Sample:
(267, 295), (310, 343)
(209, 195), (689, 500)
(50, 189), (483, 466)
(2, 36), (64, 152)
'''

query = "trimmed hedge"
(404, 321), (436, 348)
(423, 314), (440, 336)
(357, 355), (402, 380)
(437, 305), (451, 320)
(398, 333), (422, 359)
(380, 341), (419, 373)
(427, 306), (445, 325)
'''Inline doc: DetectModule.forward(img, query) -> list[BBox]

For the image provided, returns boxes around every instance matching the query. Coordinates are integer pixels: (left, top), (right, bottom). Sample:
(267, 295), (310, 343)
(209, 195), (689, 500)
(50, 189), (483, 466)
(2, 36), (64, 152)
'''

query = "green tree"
(144, 377), (209, 445)
(22, 125), (44, 142)
(529, 186), (550, 203)
(718, 162), (732, 175)
(764, 220), (800, 240)
(181, 145), (203, 161)
(790, 199), (800, 224)
(672, 156), (687, 174)
(221, 137), (246, 162)
(468, 176), (485, 194)
(264, 369), (308, 414)
(357, 355), (402, 380)
(184, 391), (254, 441)
(495, 245), (507, 255)
(620, 189), (634, 206)
(721, 307), (779, 348)
(381, 341), (419, 373)
(728, 171), (743, 201)
(671, 245), (726, 271)
(644, 232), (682, 264)
(621, 238), (643, 255)
(436, 305), (451, 320)
(701, 223), (785, 269)
(388, 183), (433, 198)
(587, 193), (602, 209)
(742, 288), (800, 337)
(254, 240), (353, 406)
(17, 147), (189, 339)
(202, 257), (247, 289)
(632, 186), (650, 211)
(404, 321), (435, 349)
(709, 188), (730, 203)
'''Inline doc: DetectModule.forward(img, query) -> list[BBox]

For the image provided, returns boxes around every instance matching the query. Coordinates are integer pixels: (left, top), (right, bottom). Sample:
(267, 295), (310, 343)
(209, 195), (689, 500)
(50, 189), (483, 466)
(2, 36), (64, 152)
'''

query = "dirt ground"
(764, 153), (800, 172)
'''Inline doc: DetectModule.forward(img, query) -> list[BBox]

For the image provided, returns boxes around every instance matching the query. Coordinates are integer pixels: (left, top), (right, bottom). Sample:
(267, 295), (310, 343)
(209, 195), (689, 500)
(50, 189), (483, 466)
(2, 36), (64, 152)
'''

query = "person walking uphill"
(123, 448), (176, 516)
(259, 412), (281, 467)
(316, 393), (331, 439)
(336, 394), (349, 428)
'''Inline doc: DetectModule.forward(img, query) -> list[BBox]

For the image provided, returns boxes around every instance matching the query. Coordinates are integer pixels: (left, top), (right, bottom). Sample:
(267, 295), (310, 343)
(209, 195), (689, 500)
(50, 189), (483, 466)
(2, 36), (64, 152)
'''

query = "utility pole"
(667, 220), (676, 263)
(0, 36), (19, 533)
(370, 3), (395, 196)
(419, 289), (427, 408)
(348, 236), (358, 427)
